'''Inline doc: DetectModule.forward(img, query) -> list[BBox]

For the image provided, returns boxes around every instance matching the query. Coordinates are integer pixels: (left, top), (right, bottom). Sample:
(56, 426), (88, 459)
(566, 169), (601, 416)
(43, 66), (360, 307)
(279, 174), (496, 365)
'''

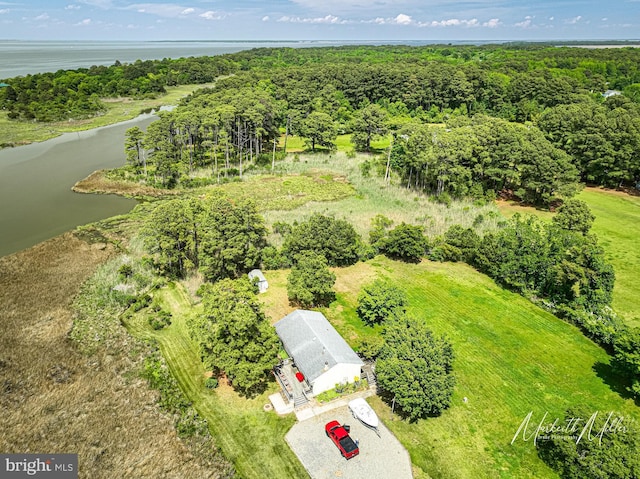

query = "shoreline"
(0, 83), (211, 149)
(72, 169), (177, 199)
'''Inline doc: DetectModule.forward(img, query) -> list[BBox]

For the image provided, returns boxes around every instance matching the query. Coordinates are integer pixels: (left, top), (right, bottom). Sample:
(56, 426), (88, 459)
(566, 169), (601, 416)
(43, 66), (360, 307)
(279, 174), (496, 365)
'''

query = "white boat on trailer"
(348, 398), (379, 435)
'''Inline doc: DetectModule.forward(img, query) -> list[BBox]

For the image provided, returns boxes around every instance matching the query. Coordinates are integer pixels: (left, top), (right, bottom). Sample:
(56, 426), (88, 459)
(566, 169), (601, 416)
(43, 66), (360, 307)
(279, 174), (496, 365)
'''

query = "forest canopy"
(3, 44), (640, 193)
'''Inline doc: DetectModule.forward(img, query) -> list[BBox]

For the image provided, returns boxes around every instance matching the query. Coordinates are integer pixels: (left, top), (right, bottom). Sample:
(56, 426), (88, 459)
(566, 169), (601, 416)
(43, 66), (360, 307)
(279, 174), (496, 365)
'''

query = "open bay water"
(0, 39), (497, 79)
(0, 40), (310, 78)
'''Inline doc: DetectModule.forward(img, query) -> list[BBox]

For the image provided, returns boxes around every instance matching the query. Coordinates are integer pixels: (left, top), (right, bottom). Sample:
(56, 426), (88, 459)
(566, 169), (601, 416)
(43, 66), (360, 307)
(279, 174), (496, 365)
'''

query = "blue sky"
(0, 0), (638, 41)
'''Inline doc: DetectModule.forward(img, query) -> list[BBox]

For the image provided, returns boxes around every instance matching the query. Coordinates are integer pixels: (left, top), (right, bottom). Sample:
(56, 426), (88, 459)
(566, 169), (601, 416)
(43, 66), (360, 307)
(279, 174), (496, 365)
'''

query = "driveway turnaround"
(286, 405), (413, 479)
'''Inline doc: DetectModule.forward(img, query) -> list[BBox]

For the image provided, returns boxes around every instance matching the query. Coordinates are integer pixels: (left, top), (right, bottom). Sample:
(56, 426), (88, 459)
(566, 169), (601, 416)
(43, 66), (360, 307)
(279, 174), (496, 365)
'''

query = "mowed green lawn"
(308, 258), (640, 479)
(123, 283), (308, 479)
(279, 133), (391, 153)
(123, 258), (640, 479)
(497, 188), (640, 328)
(577, 189), (640, 327)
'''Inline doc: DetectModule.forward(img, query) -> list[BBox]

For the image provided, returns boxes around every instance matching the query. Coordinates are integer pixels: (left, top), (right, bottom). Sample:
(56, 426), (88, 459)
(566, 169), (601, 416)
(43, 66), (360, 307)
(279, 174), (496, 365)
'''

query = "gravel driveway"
(285, 405), (413, 479)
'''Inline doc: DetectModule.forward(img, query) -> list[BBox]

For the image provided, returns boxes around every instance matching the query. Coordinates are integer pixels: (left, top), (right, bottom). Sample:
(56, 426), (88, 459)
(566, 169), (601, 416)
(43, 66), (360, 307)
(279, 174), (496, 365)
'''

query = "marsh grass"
(260, 151), (503, 238)
(0, 233), (231, 478)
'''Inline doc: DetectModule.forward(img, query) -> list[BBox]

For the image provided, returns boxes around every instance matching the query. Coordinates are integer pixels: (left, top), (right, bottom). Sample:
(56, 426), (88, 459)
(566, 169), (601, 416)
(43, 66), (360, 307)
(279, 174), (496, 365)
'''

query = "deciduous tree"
(199, 195), (267, 282)
(300, 111), (337, 151)
(351, 104), (388, 152)
(552, 199), (595, 235)
(286, 251), (336, 307)
(188, 278), (279, 396)
(282, 214), (361, 267)
(356, 279), (407, 326)
(376, 316), (455, 420)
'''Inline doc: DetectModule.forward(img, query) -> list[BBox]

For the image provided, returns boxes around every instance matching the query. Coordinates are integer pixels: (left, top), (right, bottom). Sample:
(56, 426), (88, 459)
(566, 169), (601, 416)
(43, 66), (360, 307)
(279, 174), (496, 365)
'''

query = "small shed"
(248, 269), (268, 293)
(275, 310), (363, 396)
(603, 89), (622, 98)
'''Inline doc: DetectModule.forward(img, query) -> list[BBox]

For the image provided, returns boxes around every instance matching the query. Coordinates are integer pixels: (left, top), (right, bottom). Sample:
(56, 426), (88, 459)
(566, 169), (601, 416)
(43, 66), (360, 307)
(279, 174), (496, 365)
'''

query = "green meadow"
(578, 189), (640, 327)
(497, 188), (640, 328)
(318, 258), (639, 478)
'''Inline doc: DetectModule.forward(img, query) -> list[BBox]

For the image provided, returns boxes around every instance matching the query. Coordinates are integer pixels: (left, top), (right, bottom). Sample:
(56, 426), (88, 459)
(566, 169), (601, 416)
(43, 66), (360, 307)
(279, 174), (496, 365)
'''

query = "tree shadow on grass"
(376, 385), (444, 423)
(592, 361), (640, 407)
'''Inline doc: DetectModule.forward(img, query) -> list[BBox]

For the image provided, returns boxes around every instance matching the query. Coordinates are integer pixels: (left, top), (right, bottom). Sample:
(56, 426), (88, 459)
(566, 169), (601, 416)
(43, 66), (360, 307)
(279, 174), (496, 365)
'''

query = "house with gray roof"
(274, 310), (363, 396)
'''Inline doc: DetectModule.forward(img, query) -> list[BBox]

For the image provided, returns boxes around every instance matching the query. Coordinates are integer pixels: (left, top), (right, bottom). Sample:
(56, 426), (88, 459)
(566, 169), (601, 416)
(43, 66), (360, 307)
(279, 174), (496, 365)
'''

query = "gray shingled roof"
(275, 310), (363, 383)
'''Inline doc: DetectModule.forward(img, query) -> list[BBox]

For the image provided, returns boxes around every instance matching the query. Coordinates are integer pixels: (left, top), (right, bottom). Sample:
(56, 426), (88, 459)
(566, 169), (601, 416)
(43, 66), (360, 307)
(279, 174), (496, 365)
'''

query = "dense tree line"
(3, 44), (640, 187)
(143, 194), (266, 281)
(125, 86), (281, 187)
(538, 96), (640, 187)
(0, 55), (238, 121)
(387, 115), (580, 205)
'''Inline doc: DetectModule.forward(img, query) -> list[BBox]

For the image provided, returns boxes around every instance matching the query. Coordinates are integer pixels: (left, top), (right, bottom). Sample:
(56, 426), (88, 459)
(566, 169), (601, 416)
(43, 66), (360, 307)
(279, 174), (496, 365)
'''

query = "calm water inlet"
(0, 116), (156, 257)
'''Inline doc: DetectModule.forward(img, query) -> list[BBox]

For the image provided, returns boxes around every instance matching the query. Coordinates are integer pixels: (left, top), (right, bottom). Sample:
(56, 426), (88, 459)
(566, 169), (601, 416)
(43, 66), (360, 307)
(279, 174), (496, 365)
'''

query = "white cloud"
(126, 3), (205, 19)
(549, 16), (554, 21)
(426, 18), (480, 27)
(392, 13), (413, 25)
(0, 8), (9, 14)
(278, 14), (347, 24)
(483, 18), (501, 28)
(75, 18), (92, 25)
(262, 15), (269, 21)
(35, 13), (50, 21)
(200, 10), (223, 20)
(361, 14), (499, 28)
(515, 15), (533, 28)
(65, 4), (81, 10)
(78, 0), (114, 8)
(565, 15), (582, 24)
(601, 17), (607, 21)
(290, 0), (414, 10)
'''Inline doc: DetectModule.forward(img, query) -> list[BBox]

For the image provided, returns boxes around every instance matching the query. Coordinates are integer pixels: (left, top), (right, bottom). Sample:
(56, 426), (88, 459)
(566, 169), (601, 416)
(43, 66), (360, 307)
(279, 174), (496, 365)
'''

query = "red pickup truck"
(325, 420), (359, 459)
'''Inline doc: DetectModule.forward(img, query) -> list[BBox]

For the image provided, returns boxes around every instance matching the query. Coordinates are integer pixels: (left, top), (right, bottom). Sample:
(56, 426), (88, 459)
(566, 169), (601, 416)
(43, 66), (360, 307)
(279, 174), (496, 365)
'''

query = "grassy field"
(262, 257), (640, 479)
(578, 189), (640, 327)
(0, 83), (213, 147)
(496, 188), (640, 328)
(122, 282), (309, 479)
(260, 152), (504, 239)
(279, 133), (391, 154)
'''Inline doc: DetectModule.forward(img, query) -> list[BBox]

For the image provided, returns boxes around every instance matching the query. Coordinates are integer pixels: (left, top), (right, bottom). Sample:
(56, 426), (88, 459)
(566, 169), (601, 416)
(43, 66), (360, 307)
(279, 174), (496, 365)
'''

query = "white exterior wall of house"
(312, 362), (362, 396)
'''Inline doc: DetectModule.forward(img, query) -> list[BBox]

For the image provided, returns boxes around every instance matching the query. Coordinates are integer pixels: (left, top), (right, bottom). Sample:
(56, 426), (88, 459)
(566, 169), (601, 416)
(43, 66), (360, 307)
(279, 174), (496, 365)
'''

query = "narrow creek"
(0, 114), (157, 257)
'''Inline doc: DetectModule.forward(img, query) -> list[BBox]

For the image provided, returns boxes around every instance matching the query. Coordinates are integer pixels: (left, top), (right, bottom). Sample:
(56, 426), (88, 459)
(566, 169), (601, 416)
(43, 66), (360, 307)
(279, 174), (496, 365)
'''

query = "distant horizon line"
(1, 38), (639, 44)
